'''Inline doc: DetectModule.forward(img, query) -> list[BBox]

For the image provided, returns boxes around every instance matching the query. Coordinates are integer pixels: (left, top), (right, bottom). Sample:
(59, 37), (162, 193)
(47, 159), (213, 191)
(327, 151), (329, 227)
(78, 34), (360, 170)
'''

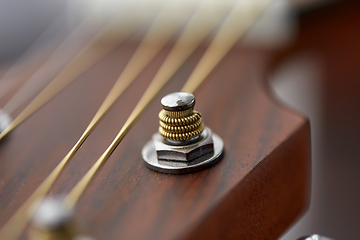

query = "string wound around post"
(142, 92), (224, 174)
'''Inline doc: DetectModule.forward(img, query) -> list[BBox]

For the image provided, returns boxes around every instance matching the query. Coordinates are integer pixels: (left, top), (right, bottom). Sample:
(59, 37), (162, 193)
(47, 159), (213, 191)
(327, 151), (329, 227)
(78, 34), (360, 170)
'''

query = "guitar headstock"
(0, 1), (311, 239)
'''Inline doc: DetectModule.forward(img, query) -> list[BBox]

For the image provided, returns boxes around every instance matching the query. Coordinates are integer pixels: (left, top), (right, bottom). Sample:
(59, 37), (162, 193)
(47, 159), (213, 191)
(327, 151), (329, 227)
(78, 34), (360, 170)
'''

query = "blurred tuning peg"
(29, 197), (95, 240)
(297, 234), (334, 240)
(0, 109), (11, 135)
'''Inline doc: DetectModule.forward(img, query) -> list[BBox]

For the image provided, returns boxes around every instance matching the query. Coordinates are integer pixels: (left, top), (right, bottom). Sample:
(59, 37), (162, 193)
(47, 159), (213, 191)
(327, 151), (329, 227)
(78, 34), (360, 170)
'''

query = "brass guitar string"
(0, 0), (271, 238)
(0, 13), (69, 101)
(0, 4), (144, 142)
(0, 2), (194, 240)
(1, 18), (101, 115)
(182, 0), (271, 93)
(64, 0), (271, 209)
(0, 7), (143, 240)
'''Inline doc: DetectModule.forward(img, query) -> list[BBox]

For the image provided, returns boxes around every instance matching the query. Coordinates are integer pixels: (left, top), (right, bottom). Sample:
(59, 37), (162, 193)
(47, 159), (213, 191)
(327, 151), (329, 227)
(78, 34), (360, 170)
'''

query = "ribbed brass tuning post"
(158, 92), (204, 141)
(142, 92), (224, 174)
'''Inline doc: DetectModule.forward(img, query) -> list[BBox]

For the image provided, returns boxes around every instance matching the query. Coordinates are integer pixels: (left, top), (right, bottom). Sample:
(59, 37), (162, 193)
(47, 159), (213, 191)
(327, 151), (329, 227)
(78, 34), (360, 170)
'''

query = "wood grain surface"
(0, 42), (311, 239)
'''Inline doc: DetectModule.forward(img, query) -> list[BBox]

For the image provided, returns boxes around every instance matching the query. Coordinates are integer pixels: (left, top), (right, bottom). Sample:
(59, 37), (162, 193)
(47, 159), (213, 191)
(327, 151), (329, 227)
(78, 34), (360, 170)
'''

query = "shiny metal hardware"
(0, 110), (11, 135)
(29, 197), (94, 240)
(160, 91), (195, 112)
(142, 92), (224, 174)
(158, 92), (204, 141)
(297, 234), (334, 240)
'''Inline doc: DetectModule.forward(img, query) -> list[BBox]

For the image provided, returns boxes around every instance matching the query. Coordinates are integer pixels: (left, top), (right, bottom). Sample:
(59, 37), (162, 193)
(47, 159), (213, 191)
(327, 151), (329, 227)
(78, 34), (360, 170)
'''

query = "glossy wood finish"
(0, 43), (310, 239)
(273, 1), (360, 239)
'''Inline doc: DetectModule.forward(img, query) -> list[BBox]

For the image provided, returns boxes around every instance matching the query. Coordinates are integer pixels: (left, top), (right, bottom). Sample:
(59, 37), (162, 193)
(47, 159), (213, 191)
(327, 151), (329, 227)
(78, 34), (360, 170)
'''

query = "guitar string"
(0, 0), (271, 238)
(0, 0), (162, 116)
(64, 0), (271, 209)
(0, 12), (69, 102)
(0, 3), (194, 240)
(0, 7), (143, 240)
(1, 18), (101, 115)
(182, 0), (272, 93)
(0, 4), (144, 142)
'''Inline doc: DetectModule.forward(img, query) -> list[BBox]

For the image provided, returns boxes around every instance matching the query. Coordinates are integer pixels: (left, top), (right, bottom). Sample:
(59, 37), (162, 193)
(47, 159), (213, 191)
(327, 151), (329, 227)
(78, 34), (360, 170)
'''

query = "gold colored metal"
(0, 16), (139, 142)
(0, 1), (271, 239)
(27, 198), (78, 240)
(163, 108), (193, 118)
(181, 0), (271, 94)
(158, 109), (204, 140)
(2, 19), (93, 116)
(0, 28), (138, 240)
(28, 224), (77, 240)
(65, 0), (271, 209)
(159, 124), (204, 141)
(0, 153), (72, 240)
(159, 110), (201, 125)
(0, 4), (188, 240)
(159, 118), (201, 132)
(0, 15), (66, 102)
(63, 2), (225, 209)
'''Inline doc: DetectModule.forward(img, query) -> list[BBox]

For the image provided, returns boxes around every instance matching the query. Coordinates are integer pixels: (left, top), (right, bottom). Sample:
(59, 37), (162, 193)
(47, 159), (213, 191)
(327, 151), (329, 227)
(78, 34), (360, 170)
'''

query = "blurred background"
(0, 0), (66, 65)
(0, 0), (359, 239)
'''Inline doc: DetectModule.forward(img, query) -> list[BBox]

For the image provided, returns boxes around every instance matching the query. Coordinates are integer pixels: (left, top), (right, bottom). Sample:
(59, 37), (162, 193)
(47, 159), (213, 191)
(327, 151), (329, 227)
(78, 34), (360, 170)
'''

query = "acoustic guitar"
(0, 0), (312, 239)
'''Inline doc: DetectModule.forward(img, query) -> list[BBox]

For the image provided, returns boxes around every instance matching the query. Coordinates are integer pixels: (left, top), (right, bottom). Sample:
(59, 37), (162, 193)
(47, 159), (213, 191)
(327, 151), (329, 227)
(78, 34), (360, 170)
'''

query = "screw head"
(161, 92), (195, 111)
(32, 197), (73, 229)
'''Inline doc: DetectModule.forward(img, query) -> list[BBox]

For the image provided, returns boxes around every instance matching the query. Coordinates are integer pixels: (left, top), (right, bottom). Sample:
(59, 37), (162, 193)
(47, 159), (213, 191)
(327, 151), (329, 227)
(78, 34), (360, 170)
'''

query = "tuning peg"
(297, 234), (335, 240)
(29, 197), (94, 240)
(0, 109), (11, 135)
(142, 92), (224, 174)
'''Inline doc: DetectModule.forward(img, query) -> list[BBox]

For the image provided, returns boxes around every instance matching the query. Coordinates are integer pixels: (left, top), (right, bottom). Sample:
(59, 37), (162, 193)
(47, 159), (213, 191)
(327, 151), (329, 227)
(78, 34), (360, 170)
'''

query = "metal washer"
(142, 133), (224, 174)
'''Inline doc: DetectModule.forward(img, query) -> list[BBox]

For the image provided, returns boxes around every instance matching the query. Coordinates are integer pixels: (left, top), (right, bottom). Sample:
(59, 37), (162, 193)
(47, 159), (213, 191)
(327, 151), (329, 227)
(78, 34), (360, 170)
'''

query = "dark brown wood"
(0, 41), (310, 240)
(290, 0), (360, 150)
(270, 1), (360, 239)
